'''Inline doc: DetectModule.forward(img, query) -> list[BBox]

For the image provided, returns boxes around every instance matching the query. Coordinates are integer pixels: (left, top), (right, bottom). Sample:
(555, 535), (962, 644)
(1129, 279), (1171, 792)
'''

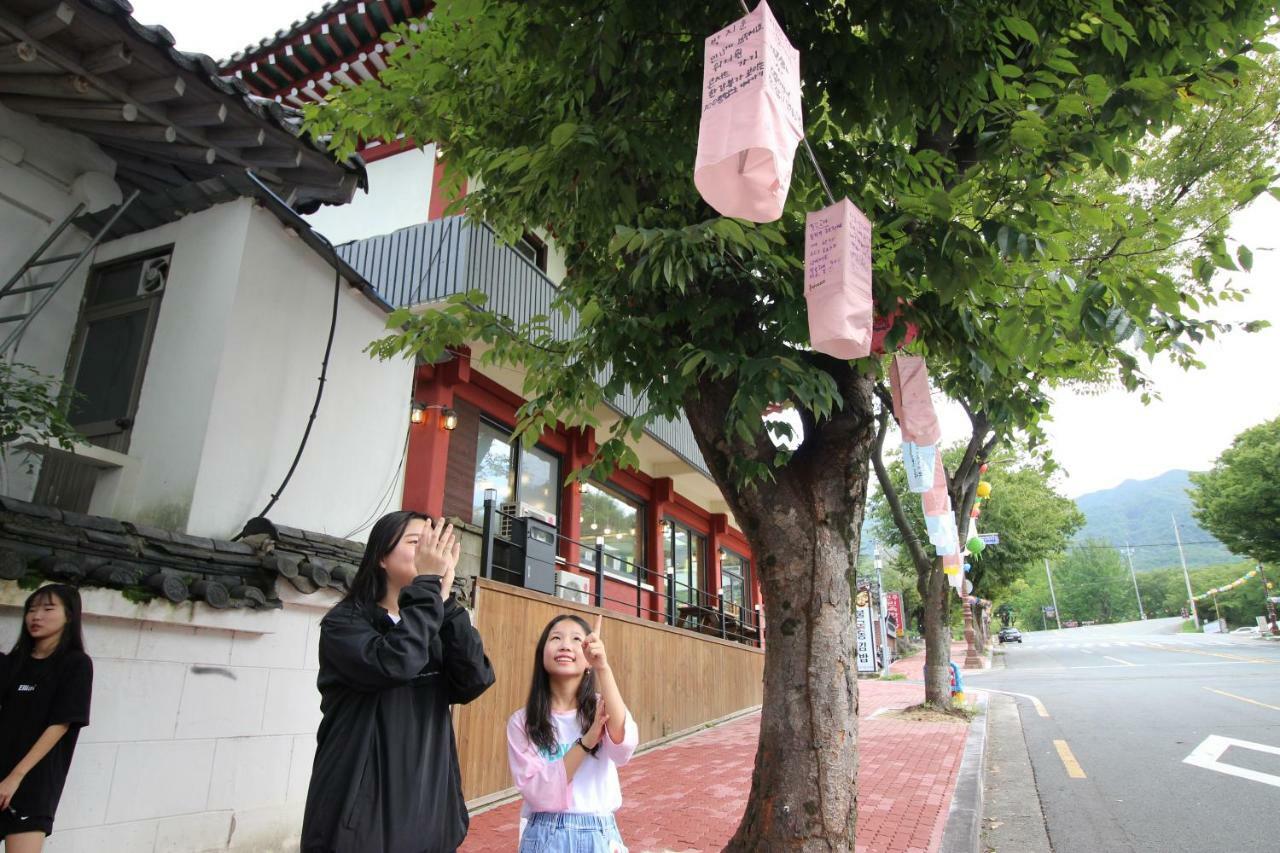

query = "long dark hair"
(9, 584), (86, 659)
(342, 510), (429, 611)
(524, 614), (597, 755)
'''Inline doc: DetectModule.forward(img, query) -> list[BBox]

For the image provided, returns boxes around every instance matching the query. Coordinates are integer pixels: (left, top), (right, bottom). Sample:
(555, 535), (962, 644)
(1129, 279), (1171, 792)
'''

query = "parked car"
(999, 626), (1023, 643)
(1231, 626), (1261, 637)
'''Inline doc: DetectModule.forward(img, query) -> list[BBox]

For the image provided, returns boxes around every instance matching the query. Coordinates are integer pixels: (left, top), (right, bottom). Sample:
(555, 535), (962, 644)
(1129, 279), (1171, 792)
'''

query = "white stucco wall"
(303, 145), (437, 245)
(0, 581), (337, 853)
(85, 203), (254, 530)
(185, 205), (413, 540)
(0, 106), (116, 499)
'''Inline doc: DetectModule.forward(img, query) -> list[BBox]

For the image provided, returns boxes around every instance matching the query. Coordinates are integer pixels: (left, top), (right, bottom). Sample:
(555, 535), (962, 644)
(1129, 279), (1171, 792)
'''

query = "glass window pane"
(90, 262), (144, 306)
(69, 310), (148, 426)
(517, 444), (560, 524)
(673, 527), (692, 605)
(471, 422), (516, 524)
(580, 482), (643, 580)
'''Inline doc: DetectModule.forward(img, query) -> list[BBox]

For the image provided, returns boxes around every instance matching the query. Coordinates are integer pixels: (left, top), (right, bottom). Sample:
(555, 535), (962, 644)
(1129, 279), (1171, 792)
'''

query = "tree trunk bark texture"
(921, 558), (953, 707)
(683, 374), (874, 851)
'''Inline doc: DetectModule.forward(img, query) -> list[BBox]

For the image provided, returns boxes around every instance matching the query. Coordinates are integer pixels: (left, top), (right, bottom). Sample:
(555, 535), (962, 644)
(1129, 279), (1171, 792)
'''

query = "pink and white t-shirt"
(506, 707), (638, 816)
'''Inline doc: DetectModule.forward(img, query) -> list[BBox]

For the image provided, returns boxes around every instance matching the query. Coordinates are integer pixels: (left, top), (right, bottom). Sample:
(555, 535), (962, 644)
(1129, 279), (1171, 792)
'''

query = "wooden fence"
(455, 578), (766, 803)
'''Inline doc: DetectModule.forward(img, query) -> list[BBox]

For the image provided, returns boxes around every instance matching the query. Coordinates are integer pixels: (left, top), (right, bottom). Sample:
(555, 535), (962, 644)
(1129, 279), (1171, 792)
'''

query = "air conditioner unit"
(556, 570), (590, 605)
(137, 256), (169, 296)
(499, 502), (557, 539)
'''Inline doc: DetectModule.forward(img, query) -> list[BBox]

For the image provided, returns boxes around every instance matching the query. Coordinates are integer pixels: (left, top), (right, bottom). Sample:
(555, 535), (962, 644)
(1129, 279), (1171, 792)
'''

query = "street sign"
(977, 532), (1000, 545)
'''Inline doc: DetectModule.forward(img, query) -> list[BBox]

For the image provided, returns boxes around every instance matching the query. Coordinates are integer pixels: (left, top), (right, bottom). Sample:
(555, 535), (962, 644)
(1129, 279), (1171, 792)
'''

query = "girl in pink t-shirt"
(506, 614), (637, 853)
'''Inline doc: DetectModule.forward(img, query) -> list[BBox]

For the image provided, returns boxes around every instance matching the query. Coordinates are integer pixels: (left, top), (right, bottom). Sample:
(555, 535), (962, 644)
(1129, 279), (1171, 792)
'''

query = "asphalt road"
(970, 617), (1280, 853)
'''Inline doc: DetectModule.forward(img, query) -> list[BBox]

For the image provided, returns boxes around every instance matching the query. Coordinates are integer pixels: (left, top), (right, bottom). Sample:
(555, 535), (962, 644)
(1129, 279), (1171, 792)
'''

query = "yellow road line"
(1054, 740), (1087, 778)
(1103, 656), (1136, 666)
(1203, 687), (1280, 712)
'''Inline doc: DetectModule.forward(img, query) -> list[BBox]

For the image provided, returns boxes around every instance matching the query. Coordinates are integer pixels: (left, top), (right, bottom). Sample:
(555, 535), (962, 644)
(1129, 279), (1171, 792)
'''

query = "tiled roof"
(0, 496), (360, 608)
(219, 0), (434, 107)
(0, 0), (367, 239)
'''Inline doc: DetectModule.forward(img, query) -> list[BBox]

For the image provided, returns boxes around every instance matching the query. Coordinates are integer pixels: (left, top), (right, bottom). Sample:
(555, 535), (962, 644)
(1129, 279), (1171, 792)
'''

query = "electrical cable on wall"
(254, 264), (341, 521)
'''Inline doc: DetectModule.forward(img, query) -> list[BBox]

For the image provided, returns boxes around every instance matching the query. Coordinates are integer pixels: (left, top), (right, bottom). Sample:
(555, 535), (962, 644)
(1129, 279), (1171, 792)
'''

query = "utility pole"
(1123, 543), (1146, 620)
(1043, 558), (1062, 630)
(1173, 516), (1199, 629)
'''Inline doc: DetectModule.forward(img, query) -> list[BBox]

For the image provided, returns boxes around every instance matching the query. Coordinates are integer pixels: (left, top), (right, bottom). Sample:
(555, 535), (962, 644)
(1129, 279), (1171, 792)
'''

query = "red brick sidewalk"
(460, 676), (968, 853)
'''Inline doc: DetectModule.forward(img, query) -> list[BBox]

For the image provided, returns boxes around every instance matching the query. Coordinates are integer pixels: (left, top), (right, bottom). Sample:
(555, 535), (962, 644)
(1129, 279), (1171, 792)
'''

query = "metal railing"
(478, 496), (763, 647)
(336, 216), (710, 477)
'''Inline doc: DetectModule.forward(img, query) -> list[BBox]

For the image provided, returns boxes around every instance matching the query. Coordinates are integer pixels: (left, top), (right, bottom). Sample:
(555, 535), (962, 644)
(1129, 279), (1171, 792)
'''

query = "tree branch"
(871, 398), (932, 573)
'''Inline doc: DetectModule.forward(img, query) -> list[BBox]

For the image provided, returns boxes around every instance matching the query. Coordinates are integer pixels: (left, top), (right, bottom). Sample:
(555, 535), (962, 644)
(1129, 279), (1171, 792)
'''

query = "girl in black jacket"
(301, 511), (495, 853)
(0, 584), (93, 851)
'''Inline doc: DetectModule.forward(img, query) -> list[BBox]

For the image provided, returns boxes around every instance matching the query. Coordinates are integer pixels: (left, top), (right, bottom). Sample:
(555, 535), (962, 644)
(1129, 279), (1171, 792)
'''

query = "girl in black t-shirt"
(0, 584), (93, 851)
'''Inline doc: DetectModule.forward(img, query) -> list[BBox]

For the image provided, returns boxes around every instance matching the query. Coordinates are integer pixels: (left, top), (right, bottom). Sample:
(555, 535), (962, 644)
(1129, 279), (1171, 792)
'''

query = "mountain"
(1073, 470), (1234, 571)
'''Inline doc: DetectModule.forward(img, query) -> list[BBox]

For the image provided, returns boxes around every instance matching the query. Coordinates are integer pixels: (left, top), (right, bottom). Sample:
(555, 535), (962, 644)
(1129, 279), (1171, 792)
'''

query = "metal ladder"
(1, 189), (140, 358)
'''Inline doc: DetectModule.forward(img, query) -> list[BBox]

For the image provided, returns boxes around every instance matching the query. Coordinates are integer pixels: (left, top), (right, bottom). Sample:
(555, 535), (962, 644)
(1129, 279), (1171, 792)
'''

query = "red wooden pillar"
(649, 478), (675, 623)
(708, 513), (729, 611)
(559, 427), (596, 569)
(403, 354), (469, 517)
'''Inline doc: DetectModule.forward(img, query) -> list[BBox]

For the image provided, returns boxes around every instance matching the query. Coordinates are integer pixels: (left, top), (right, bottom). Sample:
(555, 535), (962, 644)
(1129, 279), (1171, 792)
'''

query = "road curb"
(939, 691), (989, 853)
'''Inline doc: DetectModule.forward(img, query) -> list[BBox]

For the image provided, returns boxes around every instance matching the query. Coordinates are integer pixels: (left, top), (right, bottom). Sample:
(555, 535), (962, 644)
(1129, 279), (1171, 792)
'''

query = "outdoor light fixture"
(409, 402), (459, 430)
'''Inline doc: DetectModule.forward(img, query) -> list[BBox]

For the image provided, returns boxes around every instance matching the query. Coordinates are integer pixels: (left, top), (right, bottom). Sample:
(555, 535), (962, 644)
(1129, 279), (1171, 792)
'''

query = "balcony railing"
(337, 217), (709, 476)
(478, 497), (762, 647)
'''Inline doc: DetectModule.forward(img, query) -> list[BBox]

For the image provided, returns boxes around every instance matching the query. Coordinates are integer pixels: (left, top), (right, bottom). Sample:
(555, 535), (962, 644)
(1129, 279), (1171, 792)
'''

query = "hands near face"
(580, 693), (609, 751)
(414, 516), (461, 598)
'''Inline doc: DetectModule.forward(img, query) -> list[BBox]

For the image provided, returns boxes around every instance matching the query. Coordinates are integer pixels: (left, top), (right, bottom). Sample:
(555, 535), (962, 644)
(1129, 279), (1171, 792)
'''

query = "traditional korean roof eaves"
(0, 0), (368, 239)
(219, 0), (434, 105)
(216, 1), (436, 163)
(0, 496), (363, 607)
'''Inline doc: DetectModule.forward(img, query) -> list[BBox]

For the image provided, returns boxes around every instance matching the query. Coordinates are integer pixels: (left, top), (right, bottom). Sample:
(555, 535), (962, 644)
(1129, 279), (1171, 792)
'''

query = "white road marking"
(1183, 735), (1280, 789)
(1103, 656), (1136, 666)
(969, 687), (1049, 717)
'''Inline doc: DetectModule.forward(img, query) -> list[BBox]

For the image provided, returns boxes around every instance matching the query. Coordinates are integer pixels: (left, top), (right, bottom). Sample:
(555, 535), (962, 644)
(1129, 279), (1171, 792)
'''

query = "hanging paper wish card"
(889, 354), (942, 445)
(922, 452), (950, 517)
(804, 198), (874, 358)
(902, 441), (936, 493)
(695, 1), (803, 222)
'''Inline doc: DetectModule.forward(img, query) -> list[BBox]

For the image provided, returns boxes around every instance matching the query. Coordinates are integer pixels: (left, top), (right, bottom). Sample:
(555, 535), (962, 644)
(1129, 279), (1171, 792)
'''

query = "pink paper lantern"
(694, 1), (803, 222)
(889, 354), (942, 446)
(922, 452), (950, 517)
(870, 309), (920, 355)
(805, 198), (874, 359)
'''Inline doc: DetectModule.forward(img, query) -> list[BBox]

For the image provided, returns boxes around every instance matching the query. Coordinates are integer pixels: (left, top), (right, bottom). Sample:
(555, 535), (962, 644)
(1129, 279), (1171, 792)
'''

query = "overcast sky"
(135, 1), (1280, 498)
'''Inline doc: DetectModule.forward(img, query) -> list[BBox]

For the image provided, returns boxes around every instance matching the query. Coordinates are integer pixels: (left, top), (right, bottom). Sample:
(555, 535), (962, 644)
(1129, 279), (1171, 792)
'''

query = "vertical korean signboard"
(855, 587), (876, 673)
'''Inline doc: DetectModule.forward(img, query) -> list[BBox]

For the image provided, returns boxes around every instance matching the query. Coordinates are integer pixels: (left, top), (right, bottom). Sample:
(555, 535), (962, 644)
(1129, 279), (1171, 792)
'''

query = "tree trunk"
(683, 373), (873, 851)
(920, 558), (953, 707)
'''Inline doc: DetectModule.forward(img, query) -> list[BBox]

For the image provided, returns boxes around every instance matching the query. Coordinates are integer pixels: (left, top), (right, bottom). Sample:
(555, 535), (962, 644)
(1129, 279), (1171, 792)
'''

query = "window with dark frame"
(514, 230), (549, 273)
(32, 249), (171, 512)
(63, 250), (171, 443)
(469, 418), (562, 527)
(580, 481), (646, 582)
(720, 548), (750, 620)
(664, 518), (707, 610)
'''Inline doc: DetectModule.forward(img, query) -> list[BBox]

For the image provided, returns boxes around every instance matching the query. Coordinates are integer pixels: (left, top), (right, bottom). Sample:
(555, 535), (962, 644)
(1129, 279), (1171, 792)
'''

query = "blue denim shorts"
(518, 812), (628, 853)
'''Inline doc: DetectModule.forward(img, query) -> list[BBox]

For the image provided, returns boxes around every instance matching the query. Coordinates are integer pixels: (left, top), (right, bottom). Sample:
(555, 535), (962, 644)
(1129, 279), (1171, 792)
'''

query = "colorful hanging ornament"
(695, 1), (803, 222)
(970, 507), (980, 518)
(979, 463), (989, 473)
(966, 536), (986, 555)
(804, 198), (874, 358)
(976, 481), (992, 499)
(889, 354), (942, 445)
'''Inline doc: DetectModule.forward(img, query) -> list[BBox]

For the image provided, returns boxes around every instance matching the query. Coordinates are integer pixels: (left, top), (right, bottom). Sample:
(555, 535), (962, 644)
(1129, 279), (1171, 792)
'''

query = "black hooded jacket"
(301, 575), (495, 853)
